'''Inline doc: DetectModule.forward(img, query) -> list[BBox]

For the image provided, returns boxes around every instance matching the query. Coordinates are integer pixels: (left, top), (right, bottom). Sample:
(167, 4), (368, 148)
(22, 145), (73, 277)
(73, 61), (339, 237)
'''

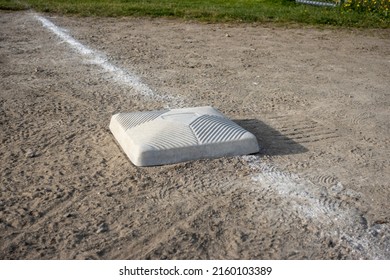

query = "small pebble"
(25, 148), (37, 158)
(63, 213), (73, 218)
(96, 223), (108, 234)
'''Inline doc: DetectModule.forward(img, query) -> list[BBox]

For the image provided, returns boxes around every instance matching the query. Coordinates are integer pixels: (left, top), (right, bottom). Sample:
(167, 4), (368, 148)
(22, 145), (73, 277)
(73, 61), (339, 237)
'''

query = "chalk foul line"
(34, 14), (178, 104)
(242, 155), (386, 259)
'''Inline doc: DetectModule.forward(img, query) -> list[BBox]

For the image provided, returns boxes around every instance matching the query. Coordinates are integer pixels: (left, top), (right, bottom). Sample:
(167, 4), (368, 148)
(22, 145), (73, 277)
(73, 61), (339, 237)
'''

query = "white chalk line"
(242, 155), (386, 259)
(33, 13), (385, 259)
(34, 14), (180, 105)
(243, 155), (350, 225)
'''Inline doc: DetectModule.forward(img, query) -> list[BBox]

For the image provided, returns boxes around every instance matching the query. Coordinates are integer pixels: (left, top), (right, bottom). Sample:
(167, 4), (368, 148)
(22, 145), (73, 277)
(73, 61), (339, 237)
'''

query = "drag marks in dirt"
(103, 166), (242, 259)
(0, 86), (124, 258)
(135, 178), (280, 259)
(267, 114), (339, 144)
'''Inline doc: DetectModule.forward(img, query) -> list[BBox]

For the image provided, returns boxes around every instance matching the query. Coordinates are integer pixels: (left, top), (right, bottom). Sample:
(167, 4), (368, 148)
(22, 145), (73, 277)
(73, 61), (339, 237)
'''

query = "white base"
(109, 106), (259, 166)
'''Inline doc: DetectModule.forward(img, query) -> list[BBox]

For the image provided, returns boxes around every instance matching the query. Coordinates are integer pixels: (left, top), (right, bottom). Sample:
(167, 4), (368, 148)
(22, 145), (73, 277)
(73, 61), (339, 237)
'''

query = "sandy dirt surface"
(1, 11), (389, 259)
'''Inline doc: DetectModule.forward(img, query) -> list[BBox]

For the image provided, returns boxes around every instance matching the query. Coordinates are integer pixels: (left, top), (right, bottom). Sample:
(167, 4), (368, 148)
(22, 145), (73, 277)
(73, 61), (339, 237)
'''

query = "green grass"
(0, 0), (29, 10)
(0, 0), (389, 28)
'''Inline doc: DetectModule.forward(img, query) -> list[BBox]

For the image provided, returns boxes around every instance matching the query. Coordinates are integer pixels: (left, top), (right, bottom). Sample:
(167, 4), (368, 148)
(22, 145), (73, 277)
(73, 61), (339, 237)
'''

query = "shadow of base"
(235, 119), (308, 156)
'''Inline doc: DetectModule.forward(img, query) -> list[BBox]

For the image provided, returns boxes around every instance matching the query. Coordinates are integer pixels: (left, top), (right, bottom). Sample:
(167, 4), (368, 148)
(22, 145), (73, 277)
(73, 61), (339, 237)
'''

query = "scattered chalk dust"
(1, 11), (389, 259)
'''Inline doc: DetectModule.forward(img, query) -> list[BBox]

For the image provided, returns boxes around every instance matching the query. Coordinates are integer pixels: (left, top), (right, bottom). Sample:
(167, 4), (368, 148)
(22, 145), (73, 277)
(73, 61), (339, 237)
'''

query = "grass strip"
(0, 0), (388, 28)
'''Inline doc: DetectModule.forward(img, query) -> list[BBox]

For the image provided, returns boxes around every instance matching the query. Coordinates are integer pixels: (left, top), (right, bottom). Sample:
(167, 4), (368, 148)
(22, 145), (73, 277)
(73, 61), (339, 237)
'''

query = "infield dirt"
(1, 11), (389, 259)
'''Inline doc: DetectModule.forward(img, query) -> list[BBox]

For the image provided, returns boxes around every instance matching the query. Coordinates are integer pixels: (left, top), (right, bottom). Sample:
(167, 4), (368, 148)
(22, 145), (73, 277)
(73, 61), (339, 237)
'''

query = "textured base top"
(109, 106), (259, 166)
